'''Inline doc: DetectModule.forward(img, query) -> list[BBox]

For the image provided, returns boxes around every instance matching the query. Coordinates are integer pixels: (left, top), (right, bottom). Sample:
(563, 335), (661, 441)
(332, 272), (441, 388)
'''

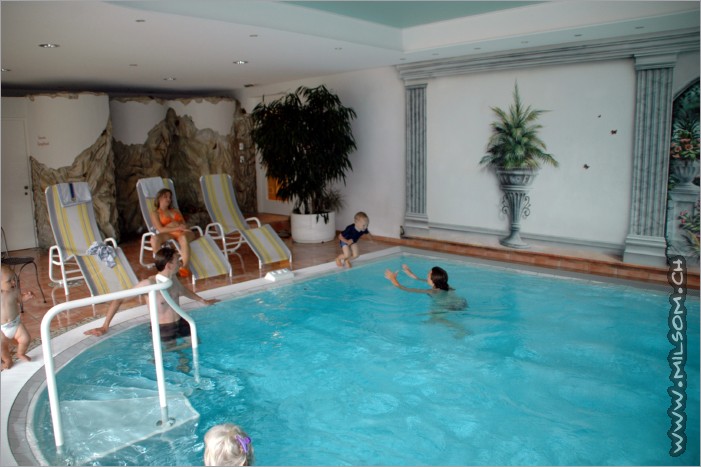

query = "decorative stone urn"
(496, 167), (538, 249)
(670, 158), (700, 189)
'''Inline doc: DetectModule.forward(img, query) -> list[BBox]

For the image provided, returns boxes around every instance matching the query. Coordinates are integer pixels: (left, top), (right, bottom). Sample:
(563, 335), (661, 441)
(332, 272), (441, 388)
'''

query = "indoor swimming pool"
(29, 251), (700, 465)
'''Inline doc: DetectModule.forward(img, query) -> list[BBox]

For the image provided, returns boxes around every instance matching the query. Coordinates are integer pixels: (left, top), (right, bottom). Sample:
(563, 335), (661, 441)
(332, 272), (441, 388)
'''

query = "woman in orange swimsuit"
(150, 188), (196, 277)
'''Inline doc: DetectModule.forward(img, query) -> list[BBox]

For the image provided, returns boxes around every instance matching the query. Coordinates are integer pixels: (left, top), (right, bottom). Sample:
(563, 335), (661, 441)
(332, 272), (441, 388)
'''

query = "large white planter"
(290, 211), (336, 243)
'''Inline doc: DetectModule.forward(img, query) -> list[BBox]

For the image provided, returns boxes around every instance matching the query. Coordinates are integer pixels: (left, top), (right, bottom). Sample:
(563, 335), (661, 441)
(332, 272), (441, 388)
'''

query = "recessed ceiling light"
(135, 19), (146, 23)
(38, 43), (60, 48)
(234, 60), (248, 65)
(249, 34), (258, 38)
(163, 77), (177, 81)
(1, 68), (10, 72)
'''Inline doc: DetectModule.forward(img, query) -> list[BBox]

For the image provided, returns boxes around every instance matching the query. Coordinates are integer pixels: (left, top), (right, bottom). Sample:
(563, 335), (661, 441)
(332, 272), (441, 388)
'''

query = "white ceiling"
(1, 1), (699, 97)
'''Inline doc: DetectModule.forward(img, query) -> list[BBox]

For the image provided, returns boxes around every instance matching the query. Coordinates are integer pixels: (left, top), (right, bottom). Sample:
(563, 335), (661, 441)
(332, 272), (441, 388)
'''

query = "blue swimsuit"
(339, 224), (369, 247)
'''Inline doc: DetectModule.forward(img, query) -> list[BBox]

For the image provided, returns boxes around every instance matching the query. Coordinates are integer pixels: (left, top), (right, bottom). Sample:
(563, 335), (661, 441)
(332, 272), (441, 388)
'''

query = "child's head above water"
(430, 266), (450, 291)
(204, 423), (254, 466)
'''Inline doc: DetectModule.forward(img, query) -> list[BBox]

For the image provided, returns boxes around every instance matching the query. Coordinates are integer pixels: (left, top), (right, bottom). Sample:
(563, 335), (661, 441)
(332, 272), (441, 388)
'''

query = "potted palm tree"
(479, 83), (558, 248)
(251, 85), (357, 243)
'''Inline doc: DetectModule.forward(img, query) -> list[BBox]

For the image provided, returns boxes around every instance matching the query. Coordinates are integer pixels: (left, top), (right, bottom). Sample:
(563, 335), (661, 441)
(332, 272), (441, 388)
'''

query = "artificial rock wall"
(27, 93), (257, 247)
(31, 120), (118, 249)
(112, 98), (257, 238)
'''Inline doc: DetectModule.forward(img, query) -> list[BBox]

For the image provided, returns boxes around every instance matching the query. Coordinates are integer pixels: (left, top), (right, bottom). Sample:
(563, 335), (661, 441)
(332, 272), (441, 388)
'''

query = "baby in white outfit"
(1, 264), (32, 370)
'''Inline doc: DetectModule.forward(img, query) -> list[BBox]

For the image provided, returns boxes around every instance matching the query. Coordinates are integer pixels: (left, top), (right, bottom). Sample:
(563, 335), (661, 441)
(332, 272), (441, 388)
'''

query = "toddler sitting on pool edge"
(336, 211), (371, 269)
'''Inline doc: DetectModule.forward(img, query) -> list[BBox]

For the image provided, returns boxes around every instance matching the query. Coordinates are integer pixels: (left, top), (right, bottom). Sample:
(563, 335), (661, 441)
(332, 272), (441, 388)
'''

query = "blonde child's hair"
(204, 423), (254, 466)
(354, 211), (369, 222)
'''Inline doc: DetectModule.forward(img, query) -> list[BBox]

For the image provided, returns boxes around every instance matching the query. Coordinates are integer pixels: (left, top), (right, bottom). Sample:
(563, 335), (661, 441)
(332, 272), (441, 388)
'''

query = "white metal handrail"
(41, 274), (200, 453)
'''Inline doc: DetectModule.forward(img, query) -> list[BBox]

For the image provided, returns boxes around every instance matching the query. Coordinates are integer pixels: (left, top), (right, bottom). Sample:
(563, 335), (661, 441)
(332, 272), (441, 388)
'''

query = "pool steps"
(45, 384), (199, 465)
(39, 275), (201, 460)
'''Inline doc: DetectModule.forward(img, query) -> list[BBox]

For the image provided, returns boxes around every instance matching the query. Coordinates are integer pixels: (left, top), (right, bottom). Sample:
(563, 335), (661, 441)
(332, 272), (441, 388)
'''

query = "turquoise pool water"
(32, 253), (700, 465)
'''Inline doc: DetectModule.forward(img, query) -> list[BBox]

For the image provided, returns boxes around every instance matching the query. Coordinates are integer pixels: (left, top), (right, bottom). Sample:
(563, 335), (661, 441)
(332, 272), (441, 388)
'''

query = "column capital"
(634, 53), (677, 70)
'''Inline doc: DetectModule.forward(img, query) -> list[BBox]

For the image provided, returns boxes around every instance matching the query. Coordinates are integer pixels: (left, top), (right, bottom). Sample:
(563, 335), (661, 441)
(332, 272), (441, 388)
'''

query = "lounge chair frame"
(45, 182), (137, 297)
(136, 177), (232, 285)
(200, 173), (292, 270)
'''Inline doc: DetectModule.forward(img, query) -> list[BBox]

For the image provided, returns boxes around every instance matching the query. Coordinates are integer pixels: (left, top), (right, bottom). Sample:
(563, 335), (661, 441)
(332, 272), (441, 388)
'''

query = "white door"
(1, 118), (37, 250)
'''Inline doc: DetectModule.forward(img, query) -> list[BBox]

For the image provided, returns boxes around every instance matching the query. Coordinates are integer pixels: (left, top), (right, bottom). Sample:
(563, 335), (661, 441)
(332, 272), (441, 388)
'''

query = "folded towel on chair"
(57, 182), (92, 207)
(86, 241), (117, 268)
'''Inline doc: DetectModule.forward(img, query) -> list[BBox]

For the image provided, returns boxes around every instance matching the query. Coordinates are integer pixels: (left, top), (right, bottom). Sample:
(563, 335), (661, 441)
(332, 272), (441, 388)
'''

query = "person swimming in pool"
(385, 264), (468, 337)
(384, 264), (468, 310)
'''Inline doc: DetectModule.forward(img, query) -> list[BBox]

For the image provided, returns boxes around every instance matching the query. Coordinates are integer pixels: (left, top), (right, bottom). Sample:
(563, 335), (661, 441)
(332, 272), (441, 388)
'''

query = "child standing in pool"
(1, 264), (32, 370)
(336, 211), (371, 269)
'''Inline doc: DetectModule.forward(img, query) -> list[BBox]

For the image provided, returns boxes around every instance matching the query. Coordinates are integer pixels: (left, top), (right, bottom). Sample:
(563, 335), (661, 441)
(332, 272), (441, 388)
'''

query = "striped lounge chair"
(200, 173), (292, 270)
(45, 182), (137, 297)
(136, 177), (232, 285)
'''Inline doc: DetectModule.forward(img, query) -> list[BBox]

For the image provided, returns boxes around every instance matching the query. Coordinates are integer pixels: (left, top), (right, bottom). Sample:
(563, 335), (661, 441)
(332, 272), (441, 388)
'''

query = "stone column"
(623, 54), (677, 267)
(404, 84), (428, 235)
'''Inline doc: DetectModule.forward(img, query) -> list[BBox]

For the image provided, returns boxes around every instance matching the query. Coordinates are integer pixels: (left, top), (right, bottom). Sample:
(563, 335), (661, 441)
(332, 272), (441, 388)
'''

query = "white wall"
(238, 58), (643, 247)
(111, 98), (237, 144)
(237, 66), (406, 239)
(427, 59), (636, 245)
(2, 97), (28, 118)
(110, 99), (168, 144)
(168, 99), (236, 137)
(26, 93), (109, 168)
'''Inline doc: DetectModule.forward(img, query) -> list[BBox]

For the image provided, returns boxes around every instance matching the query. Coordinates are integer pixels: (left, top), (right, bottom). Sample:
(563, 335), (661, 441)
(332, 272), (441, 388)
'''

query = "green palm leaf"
(251, 85), (356, 214)
(480, 84), (558, 170)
